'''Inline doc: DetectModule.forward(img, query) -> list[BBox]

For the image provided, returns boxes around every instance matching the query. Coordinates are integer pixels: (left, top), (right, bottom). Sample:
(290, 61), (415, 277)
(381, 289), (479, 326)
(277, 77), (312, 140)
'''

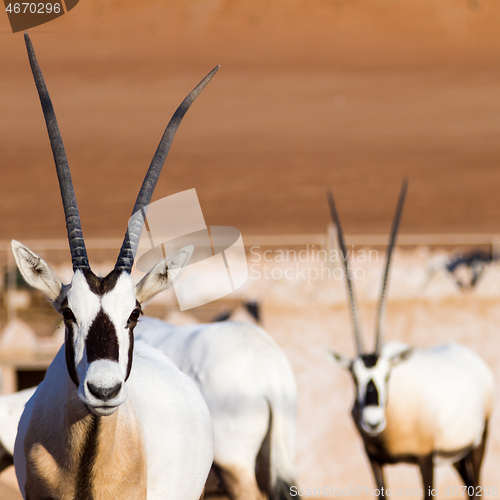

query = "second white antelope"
(327, 181), (494, 499)
(13, 34), (217, 500)
(136, 317), (298, 500)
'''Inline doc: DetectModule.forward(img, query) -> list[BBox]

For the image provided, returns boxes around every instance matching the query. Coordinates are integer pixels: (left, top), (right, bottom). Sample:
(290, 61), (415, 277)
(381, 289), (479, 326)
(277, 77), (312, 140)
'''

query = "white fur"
(136, 317), (298, 496)
(14, 342), (213, 499)
(0, 388), (36, 456)
(0, 317), (297, 498)
(11, 242), (214, 500)
(331, 340), (494, 464)
(384, 342), (494, 464)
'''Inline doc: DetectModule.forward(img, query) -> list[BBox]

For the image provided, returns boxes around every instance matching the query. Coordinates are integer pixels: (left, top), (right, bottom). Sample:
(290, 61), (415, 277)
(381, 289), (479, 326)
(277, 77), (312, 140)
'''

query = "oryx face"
(351, 354), (391, 436)
(11, 239), (193, 417)
(330, 346), (413, 437)
(62, 270), (139, 416)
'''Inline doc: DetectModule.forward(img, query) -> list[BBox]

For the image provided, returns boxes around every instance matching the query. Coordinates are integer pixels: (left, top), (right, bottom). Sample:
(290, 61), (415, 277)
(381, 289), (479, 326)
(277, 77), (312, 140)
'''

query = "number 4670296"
(6, 3), (61, 14)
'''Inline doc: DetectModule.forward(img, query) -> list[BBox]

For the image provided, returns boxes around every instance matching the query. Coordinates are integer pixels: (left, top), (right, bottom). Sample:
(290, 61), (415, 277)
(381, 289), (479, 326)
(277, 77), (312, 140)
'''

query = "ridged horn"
(25, 33), (89, 270)
(327, 191), (365, 355)
(115, 66), (220, 272)
(374, 179), (408, 354)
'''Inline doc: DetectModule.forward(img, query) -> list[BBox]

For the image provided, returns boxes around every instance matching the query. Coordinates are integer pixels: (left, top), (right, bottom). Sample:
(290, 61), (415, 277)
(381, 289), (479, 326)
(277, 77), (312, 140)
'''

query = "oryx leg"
(452, 456), (474, 488)
(216, 463), (265, 500)
(453, 421), (489, 498)
(418, 454), (434, 500)
(471, 421), (489, 487)
(367, 456), (385, 498)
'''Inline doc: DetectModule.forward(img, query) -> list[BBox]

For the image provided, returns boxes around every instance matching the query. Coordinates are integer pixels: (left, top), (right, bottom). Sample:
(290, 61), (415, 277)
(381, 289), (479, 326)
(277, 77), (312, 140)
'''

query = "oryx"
(0, 319), (298, 500)
(12, 33), (217, 500)
(327, 181), (494, 499)
(0, 320), (298, 500)
(135, 316), (298, 500)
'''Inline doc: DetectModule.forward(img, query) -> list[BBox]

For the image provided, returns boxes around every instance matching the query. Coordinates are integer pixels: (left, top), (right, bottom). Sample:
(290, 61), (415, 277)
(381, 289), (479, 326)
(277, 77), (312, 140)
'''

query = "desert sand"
(1, 1), (500, 499)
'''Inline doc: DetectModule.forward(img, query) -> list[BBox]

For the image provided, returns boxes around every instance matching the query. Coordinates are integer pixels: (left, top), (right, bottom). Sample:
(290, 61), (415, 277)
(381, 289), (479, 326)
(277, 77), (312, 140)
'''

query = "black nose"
(87, 382), (122, 401)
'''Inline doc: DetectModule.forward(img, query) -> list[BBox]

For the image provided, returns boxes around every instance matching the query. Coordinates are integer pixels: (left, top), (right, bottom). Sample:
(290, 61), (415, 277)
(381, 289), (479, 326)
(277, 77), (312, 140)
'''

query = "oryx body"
(348, 341), (493, 467)
(136, 316), (298, 500)
(15, 338), (213, 499)
(327, 183), (494, 498)
(0, 316), (298, 500)
(13, 34), (217, 499)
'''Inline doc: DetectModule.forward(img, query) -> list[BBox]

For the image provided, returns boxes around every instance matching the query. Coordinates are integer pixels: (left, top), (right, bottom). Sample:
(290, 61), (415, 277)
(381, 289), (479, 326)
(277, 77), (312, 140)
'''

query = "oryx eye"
(62, 307), (76, 323)
(127, 308), (142, 328)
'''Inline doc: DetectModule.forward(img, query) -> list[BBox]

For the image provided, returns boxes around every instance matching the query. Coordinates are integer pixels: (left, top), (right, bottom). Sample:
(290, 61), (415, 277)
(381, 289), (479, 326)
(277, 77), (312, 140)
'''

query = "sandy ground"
(2, 248), (500, 499)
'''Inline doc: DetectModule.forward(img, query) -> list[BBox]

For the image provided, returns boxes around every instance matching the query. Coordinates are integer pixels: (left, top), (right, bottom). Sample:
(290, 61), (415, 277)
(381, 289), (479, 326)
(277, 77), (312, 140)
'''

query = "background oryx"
(12, 34), (216, 500)
(327, 181), (494, 499)
(135, 317), (298, 500)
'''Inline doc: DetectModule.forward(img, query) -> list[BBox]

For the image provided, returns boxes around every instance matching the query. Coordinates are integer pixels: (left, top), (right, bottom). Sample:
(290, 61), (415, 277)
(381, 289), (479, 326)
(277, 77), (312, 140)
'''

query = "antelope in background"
(13, 34), (216, 499)
(327, 181), (494, 499)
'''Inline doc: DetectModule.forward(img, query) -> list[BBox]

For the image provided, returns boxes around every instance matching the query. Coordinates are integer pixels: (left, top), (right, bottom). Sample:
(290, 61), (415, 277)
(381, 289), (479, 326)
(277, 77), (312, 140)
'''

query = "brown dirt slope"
(1, 0), (500, 241)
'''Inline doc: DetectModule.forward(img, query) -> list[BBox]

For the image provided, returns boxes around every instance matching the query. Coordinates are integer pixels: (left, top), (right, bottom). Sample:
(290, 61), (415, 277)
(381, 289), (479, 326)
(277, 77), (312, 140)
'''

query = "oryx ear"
(11, 240), (62, 302)
(135, 245), (194, 304)
(389, 347), (414, 366)
(328, 351), (353, 371)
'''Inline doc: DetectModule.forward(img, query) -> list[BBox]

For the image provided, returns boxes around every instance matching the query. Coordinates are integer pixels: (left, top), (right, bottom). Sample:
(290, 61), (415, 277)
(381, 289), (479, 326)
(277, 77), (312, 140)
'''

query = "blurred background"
(1, 1), (500, 498)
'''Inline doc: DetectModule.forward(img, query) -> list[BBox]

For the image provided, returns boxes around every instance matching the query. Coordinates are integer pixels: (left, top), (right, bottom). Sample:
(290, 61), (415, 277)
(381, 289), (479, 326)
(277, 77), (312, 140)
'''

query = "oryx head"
(327, 181), (413, 436)
(12, 34), (218, 417)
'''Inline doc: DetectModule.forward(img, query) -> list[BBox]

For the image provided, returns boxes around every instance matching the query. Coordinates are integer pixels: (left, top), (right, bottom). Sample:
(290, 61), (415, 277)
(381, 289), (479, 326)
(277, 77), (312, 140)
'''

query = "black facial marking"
(127, 301), (142, 329)
(86, 310), (119, 363)
(365, 379), (379, 406)
(61, 298), (79, 386)
(62, 269), (127, 380)
(125, 301), (140, 381)
(125, 328), (134, 381)
(82, 268), (122, 296)
(75, 414), (100, 500)
(361, 354), (379, 368)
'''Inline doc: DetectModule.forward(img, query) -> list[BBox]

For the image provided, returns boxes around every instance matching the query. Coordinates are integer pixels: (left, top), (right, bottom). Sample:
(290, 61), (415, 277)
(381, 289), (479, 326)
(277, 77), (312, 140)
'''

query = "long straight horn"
(374, 179), (408, 354)
(115, 66), (220, 272)
(25, 33), (89, 270)
(327, 191), (364, 355)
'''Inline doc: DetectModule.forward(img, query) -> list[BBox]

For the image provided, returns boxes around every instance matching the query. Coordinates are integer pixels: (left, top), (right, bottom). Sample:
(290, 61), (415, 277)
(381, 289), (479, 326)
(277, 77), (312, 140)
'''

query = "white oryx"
(0, 319), (298, 500)
(135, 317), (298, 500)
(327, 182), (494, 499)
(13, 34), (216, 500)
